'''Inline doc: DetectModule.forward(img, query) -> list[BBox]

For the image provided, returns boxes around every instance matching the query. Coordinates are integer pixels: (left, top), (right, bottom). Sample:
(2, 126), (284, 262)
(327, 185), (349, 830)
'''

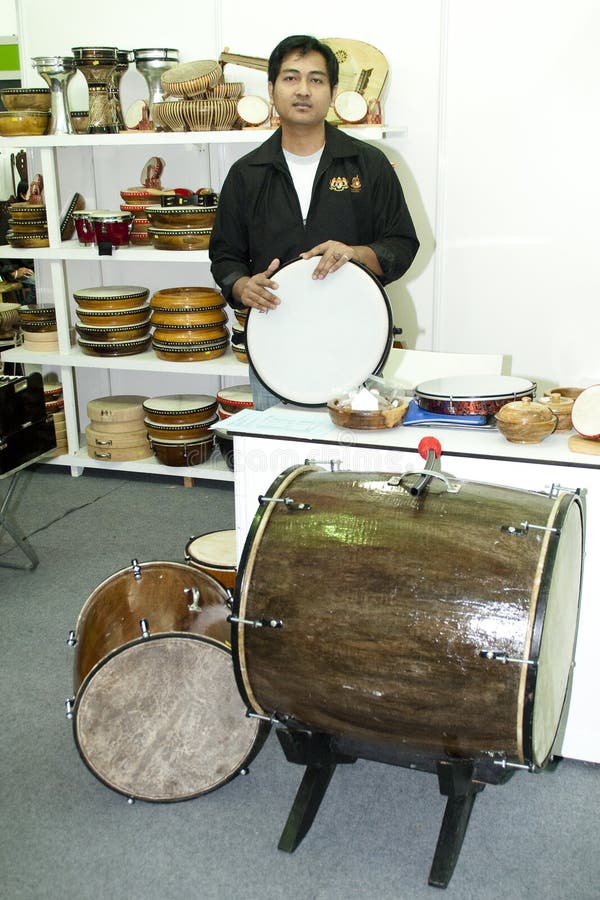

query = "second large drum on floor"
(231, 466), (584, 769)
(70, 560), (263, 801)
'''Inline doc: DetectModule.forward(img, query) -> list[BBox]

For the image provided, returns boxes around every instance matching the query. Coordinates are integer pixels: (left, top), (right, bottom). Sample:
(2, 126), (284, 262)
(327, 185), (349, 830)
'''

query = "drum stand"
(0, 469), (39, 570)
(274, 727), (516, 889)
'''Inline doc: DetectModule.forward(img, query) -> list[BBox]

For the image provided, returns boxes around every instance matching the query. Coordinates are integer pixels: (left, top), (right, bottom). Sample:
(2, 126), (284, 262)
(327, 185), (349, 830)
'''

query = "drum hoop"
(73, 632), (266, 802)
(246, 257), (393, 407)
(232, 465), (319, 713)
(519, 492), (584, 766)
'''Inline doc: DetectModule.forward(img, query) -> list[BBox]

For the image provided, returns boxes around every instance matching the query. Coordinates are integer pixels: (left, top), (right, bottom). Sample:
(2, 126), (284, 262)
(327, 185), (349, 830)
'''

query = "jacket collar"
(248, 121), (358, 167)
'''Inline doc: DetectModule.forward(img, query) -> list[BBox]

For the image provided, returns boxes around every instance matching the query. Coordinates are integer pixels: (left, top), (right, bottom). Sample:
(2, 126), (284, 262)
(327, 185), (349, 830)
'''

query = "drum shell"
(185, 529), (237, 590)
(75, 305), (149, 326)
(142, 394), (218, 425)
(150, 308), (227, 327)
(74, 286), (149, 310)
(85, 424), (149, 449)
(150, 287), (224, 310)
(144, 414), (218, 441)
(152, 338), (228, 361)
(74, 561), (230, 691)
(152, 324), (228, 344)
(216, 383), (253, 414)
(75, 322), (151, 342)
(233, 467), (583, 768)
(149, 434), (215, 466)
(145, 205), (217, 229)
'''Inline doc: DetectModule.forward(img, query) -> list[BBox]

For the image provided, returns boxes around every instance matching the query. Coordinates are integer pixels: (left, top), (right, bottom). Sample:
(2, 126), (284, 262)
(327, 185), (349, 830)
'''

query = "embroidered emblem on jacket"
(350, 175), (362, 192)
(329, 176), (349, 192)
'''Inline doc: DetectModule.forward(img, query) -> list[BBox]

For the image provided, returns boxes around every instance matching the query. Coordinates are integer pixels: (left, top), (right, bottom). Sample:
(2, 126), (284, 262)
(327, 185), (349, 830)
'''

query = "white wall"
(9, 0), (600, 393)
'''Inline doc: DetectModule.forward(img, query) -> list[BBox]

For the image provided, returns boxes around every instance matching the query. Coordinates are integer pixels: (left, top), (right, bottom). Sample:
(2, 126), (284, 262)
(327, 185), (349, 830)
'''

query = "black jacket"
(209, 123), (419, 306)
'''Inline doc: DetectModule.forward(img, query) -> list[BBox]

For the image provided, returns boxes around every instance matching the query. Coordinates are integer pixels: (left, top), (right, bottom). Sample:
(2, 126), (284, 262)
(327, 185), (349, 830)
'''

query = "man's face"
(269, 50), (336, 128)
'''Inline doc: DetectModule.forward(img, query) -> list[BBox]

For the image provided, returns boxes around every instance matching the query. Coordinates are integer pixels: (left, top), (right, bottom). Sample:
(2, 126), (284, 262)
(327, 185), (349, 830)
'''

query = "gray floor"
(1, 465), (599, 900)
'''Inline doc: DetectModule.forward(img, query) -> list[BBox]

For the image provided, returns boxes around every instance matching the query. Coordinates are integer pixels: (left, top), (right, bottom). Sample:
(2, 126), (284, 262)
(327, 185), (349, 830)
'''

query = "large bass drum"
(232, 466), (584, 768)
(71, 561), (263, 801)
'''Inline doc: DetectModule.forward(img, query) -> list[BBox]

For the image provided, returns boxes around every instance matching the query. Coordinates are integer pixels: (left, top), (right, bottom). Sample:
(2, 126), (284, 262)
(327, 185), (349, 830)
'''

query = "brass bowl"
(1, 88), (50, 111)
(145, 205), (217, 229)
(147, 227), (212, 251)
(495, 396), (557, 443)
(327, 399), (409, 430)
(0, 110), (49, 136)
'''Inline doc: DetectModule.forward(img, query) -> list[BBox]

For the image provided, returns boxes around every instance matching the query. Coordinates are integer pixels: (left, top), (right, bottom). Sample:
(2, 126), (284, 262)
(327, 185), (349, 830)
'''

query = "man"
(209, 34), (419, 409)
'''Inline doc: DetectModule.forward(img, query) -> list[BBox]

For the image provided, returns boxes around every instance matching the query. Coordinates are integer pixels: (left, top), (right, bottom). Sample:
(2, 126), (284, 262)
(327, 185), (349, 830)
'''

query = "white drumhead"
(531, 497), (582, 765)
(571, 384), (600, 439)
(142, 394), (216, 415)
(73, 285), (149, 301)
(334, 90), (368, 123)
(246, 258), (392, 406)
(416, 374), (535, 400)
(216, 384), (253, 407)
(187, 529), (237, 568)
(237, 95), (270, 126)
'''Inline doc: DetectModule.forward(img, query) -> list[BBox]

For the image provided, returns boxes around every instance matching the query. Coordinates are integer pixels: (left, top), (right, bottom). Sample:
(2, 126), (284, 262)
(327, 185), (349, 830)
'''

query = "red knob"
(418, 436), (442, 459)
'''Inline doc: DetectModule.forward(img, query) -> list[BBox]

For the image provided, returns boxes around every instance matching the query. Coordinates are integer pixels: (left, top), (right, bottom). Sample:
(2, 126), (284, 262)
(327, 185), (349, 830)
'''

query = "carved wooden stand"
(274, 727), (516, 889)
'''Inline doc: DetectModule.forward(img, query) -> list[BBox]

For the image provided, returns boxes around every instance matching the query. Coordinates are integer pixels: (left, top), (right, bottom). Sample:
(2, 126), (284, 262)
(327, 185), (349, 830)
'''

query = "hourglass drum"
(107, 49), (131, 131)
(72, 46), (119, 133)
(32, 56), (77, 134)
(132, 48), (179, 123)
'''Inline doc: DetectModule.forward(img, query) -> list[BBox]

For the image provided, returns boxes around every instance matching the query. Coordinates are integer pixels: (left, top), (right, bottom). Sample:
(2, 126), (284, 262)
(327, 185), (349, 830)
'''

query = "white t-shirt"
(283, 146), (324, 224)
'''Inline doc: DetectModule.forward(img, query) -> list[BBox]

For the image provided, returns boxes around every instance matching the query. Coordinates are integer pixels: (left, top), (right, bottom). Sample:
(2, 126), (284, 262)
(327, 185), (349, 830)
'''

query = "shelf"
(46, 444), (235, 482)
(0, 242), (210, 262)
(1, 344), (249, 376)
(0, 124), (400, 150)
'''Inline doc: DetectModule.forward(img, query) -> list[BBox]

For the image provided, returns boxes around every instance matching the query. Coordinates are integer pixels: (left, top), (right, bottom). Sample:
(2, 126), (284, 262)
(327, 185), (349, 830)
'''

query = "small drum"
(232, 466), (584, 769)
(414, 375), (536, 417)
(334, 90), (368, 124)
(92, 211), (133, 247)
(70, 560), (262, 801)
(185, 529), (237, 590)
(245, 257), (392, 406)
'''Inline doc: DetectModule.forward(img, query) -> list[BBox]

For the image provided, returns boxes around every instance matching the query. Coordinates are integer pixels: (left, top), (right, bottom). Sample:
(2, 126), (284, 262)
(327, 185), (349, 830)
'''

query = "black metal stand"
(0, 470), (39, 570)
(274, 728), (515, 889)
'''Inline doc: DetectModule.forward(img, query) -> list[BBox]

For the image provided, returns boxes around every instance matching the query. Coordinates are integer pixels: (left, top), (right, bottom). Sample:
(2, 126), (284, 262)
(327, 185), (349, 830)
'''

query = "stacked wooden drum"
(214, 383), (254, 470)
(19, 305), (59, 351)
(74, 285), (151, 357)
(146, 195), (217, 251)
(44, 376), (67, 456)
(149, 287), (229, 360)
(86, 395), (152, 462)
(143, 393), (218, 466)
(7, 201), (48, 249)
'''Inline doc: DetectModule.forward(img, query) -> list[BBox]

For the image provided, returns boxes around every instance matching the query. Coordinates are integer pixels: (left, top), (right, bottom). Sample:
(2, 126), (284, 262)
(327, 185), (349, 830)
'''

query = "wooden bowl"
(1, 88), (50, 111)
(147, 227), (212, 250)
(327, 398), (409, 430)
(0, 110), (49, 136)
(538, 393), (574, 432)
(495, 396), (557, 443)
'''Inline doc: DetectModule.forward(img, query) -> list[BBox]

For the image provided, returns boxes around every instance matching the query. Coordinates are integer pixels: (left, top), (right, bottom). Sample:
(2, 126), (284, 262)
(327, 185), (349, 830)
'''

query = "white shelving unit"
(0, 125), (391, 480)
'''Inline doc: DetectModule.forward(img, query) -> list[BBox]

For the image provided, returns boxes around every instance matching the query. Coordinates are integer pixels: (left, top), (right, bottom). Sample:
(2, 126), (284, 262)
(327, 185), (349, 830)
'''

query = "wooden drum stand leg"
(275, 729), (356, 853)
(428, 760), (486, 889)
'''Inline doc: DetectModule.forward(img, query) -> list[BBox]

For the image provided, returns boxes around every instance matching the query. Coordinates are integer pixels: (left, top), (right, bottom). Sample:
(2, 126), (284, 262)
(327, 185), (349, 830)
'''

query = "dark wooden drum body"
(233, 467), (583, 768)
(72, 560), (261, 801)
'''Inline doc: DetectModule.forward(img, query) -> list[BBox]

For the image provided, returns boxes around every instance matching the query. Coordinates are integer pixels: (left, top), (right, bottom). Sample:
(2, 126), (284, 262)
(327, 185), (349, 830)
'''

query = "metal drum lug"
(479, 650), (536, 667)
(131, 559), (142, 579)
(66, 630), (77, 647)
(139, 618), (150, 639)
(229, 614), (283, 629)
(65, 697), (75, 720)
(258, 495), (311, 511)
(185, 586), (202, 612)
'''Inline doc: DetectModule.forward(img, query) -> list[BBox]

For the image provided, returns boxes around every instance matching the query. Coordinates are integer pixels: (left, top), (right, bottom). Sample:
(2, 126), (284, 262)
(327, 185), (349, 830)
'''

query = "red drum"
(185, 529), (237, 590)
(233, 466), (584, 769)
(245, 258), (392, 406)
(92, 211), (133, 247)
(70, 560), (263, 801)
(216, 383), (254, 415)
(414, 375), (536, 417)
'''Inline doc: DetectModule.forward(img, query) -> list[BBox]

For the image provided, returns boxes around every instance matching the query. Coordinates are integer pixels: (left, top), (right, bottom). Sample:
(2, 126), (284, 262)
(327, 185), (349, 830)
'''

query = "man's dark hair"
(268, 35), (339, 89)
(16, 179), (28, 199)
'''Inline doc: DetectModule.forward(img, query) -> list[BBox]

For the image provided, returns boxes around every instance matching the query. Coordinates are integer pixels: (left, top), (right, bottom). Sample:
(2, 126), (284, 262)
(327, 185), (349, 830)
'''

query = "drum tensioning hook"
(501, 522), (560, 537)
(228, 614), (283, 629)
(258, 495), (311, 511)
(304, 458), (342, 471)
(492, 756), (539, 773)
(479, 650), (537, 666)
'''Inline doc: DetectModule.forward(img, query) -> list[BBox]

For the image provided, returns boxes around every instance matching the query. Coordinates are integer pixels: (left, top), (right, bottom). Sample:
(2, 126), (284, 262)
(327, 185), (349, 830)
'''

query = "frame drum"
(71, 561), (261, 801)
(232, 466), (584, 768)
(185, 529), (237, 590)
(245, 257), (393, 406)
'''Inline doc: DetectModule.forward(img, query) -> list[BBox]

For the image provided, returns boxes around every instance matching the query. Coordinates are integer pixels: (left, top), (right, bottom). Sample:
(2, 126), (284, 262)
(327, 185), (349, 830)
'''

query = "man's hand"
(233, 258), (281, 310)
(300, 241), (354, 280)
